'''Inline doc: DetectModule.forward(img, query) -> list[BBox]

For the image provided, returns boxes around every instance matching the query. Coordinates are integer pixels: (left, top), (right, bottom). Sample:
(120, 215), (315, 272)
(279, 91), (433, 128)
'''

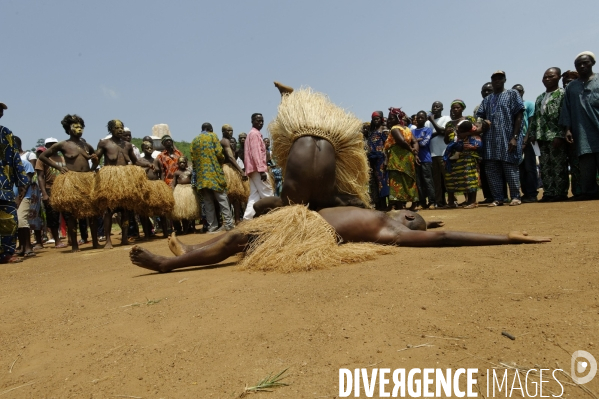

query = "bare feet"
(104, 240), (114, 249)
(274, 81), (294, 96)
(129, 245), (170, 273)
(508, 231), (552, 244)
(426, 220), (445, 229)
(168, 232), (194, 256)
(70, 248), (80, 253)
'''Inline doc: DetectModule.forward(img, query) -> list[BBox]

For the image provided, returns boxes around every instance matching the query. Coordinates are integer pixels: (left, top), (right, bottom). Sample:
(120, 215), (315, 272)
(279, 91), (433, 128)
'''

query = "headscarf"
(451, 99), (466, 110)
(388, 107), (406, 126)
(371, 111), (384, 119)
(161, 135), (173, 143)
(576, 51), (596, 62)
(562, 70), (579, 79)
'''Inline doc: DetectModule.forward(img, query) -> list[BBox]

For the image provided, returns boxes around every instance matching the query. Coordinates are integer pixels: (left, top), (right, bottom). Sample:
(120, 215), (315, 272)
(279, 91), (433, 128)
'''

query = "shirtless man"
(139, 141), (169, 240)
(129, 206), (550, 273)
(38, 114), (99, 252)
(221, 124), (248, 223)
(95, 119), (153, 249)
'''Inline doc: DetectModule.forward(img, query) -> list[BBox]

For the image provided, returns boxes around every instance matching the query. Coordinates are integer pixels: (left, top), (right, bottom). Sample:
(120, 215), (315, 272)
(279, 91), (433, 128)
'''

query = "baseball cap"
(45, 137), (58, 145)
(36, 146), (46, 152)
(491, 70), (506, 78)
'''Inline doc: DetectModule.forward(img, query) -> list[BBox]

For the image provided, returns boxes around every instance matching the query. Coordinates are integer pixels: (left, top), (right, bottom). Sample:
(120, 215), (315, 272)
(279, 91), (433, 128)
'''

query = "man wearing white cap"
(560, 51), (599, 200)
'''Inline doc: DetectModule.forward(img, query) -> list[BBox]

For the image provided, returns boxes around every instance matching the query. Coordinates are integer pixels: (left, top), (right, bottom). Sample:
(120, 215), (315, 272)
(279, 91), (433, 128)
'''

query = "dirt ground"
(1, 200), (599, 398)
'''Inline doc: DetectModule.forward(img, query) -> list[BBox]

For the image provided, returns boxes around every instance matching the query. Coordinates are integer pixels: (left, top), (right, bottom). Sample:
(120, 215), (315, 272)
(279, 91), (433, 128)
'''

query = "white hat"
(124, 127), (131, 132)
(576, 51), (596, 62)
(45, 137), (58, 145)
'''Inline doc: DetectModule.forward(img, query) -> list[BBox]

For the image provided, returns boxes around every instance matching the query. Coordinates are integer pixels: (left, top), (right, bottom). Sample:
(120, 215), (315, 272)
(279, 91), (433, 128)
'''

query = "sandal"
(462, 203), (478, 209)
(509, 198), (522, 206)
(54, 242), (68, 249)
(487, 200), (504, 207)
(77, 239), (88, 245)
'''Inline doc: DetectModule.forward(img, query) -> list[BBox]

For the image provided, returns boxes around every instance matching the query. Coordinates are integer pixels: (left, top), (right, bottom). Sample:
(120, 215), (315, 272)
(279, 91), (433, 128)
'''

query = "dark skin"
(251, 115), (268, 182)
(237, 133), (246, 164)
(427, 102), (445, 139)
(139, 142), (169, 240)
(565, 55), (596, 145)
(38, 123), (99, 252)
(387, 113), (419, 210)
(37, 142), (66, 247)
(490, 74), (524, 153)
(221, 126), (247, 224)
(95, 120), (153, 249)
(171, 158), (192, 234)
(129, 206), (551, 273)
(369, 112), (388, 210)
(481, 83), (493, 98)
(540, 68), (568, 150)
(512, 84), (530, 151)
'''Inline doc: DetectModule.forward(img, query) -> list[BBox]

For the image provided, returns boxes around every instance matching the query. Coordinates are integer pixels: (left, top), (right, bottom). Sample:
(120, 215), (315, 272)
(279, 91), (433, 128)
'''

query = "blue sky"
(2, 0), (598, 149)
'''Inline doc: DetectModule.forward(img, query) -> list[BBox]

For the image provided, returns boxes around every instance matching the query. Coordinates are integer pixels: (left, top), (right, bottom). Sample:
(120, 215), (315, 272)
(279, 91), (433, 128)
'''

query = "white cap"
(124, 127), (131, 132)
(576, 51), (596, 62)
(45, 137), (58, 145)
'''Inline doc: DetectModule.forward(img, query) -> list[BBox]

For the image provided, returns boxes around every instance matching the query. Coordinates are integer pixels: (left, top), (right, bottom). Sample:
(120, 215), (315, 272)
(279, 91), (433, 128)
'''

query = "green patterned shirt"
(529, 88), (564, 141)
(190, 131), (227, 191)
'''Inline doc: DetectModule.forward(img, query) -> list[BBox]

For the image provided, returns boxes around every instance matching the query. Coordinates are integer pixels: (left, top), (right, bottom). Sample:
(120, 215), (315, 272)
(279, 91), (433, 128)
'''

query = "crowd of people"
(365, 51), (598, 211)
(0, 50), (596, 265)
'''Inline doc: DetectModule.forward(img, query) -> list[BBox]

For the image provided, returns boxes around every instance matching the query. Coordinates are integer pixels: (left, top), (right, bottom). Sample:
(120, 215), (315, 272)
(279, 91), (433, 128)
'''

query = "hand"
(241, 173), (248, 181)
(552, 137), (564, 149)
(59, 166), (70, 174)
(42, 193), (49, 202)
(89, 153), (98, 162)
(508, 137), (518, 153)
(427, 220), (445, 228)
(529, 137), (536, 145)
(260, 172), (267, 182)
(508, 231), (551, 244)
(414, 157), (421, 166)
(565, 130), (574, 144)
(417, 138), (423, 142)
(427, 114), (434, 122)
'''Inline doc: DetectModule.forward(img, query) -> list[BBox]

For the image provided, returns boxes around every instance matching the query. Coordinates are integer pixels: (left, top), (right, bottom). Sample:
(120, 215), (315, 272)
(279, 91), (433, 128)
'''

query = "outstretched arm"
(389, 229), (550, 247)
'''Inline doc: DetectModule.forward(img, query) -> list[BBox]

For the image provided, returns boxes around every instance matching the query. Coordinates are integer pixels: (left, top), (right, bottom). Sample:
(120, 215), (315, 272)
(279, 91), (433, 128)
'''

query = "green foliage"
(131, 137), (191, 159)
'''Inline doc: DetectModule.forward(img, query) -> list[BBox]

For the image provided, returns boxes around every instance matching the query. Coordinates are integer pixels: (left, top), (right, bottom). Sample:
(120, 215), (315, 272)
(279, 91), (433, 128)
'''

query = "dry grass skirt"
(223, 164), (249, 202)
(50, 172), (99, 218)
(92, 166), (150, 211)
(236, 205), (398, 273)
(135, 180), (175, 217)
(172, 184), (201, 220)
(268, 88), (371, 208)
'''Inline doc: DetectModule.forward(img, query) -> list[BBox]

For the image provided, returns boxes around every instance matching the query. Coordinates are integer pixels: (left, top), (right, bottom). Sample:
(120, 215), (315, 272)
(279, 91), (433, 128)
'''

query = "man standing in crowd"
(476, 71), (525, 206)
(243, 113), (273, 219)
(0, 102), (29, 263)
(190, 123), (234, 232)
(425, 101), (451, 207)
(560, 51), (599, 200)
(513, 84), (538, 202)
(237, 132), (247, 169)
(529, 67), (570, 202)
(473, 83), (500, 203)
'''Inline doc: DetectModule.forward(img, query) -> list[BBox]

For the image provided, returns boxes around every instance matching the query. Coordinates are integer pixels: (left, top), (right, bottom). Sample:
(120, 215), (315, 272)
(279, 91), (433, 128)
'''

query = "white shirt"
(425, 116), (452, 157)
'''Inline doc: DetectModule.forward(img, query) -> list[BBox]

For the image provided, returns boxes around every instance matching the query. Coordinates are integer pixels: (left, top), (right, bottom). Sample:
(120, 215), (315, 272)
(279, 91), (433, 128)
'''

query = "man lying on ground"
(129, 207), (550, 274)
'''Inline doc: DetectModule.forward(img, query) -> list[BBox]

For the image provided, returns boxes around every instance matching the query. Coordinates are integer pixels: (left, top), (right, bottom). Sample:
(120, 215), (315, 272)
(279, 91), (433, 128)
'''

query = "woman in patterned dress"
(367, 111), (390, 210)
(384, 108), (419, 210)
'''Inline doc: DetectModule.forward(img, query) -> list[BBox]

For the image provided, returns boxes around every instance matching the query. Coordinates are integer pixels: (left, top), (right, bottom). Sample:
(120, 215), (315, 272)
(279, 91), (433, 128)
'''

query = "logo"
(571, 350), (597, 384)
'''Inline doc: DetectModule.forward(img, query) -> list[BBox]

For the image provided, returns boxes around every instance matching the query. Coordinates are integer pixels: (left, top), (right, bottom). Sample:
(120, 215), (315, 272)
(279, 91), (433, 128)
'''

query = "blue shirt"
(13, 161), (34, 199)
(411, 126), (433, 163)
(476, 89), (525, 164)
(559, 74), (599, 156)
(0, 126), (29, 202)
(522, 100), (535, 135)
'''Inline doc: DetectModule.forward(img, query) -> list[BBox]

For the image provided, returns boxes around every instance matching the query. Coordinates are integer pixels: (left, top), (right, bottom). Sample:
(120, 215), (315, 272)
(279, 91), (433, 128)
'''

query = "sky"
(2, 0), (598, 149)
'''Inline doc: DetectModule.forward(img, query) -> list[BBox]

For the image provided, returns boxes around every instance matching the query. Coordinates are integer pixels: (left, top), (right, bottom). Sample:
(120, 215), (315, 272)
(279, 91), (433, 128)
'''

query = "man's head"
(201, 122), (213, 132)
(362, 122), (370, 137)
(222, 124), (233, 139)
(61, 114), (85, 136)
(0, 102), (6, 119)
(263, 137), (271, 148)
(142, 135), (152, 142)
(491, 70), (506, 92)
(416, 111), (427, 128)
(371, 111), (384, 128)
(177, 156), (188, 169)
(122, 127), (132, 142)
(431, 101), (443, 118)
(161, 135), (174, 150)
(141, 140), (154, 156)
(481, 82), (493, 98)
(512, 84), (524, 99)
(36, 146), (46, 157)
(387, 210), (427, 231)
(107, 119), (124, 138)
(543, 68), (561, 91)
(251, 113), (264, 130)
(410, 114), (417, 125)
(238, 132), (247, 146)
(574, 51), (595, 79)
(44, 137), (58, 149)
(229, 137), (237, 152)
(561, 70), (579, 88)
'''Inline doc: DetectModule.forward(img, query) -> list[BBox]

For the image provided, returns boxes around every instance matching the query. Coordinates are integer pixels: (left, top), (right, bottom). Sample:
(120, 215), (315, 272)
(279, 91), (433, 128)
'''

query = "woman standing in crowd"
(384, 108), (419, 210)
(367, 111), (390, 210)
(443, 100), (481, 208)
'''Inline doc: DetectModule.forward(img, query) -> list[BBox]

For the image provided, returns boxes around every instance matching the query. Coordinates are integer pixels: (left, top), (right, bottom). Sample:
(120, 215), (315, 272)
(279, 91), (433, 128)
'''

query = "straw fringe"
(268, 88), (371, 207)
(92, 166), (149, 211)
(136, 180), (175, 216)
(172, 184), (201, 220)
(50, 172), (99, 218)
(223, 164), (249, 202)
(236, 205), (397, 272)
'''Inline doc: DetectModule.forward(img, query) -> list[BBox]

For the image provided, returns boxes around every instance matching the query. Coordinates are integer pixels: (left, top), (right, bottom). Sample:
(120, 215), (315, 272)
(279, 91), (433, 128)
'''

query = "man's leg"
(120, 210), (130, 245)
(567, 144), (583, 197)
(519, 143), (538, 201)
(243, 172), (273, 220)
(502, 161), (521, 201)
(78, 218), (88, 243)
(578, 153), (599, 198)
(415, 164), (425, 207)
(103, 210), (114, 249)
(213, 190), (234, 230)
(484, 160), (505, 202)
(65, 214), (79, 252)
(422, 162), (436, 206)
(44, 196), (64, 247)
(432, 157), (446, 206)
(201, 188), (219, 231)
(130, 230), (249, 273)
(17, 198), (33, 255)
(479, 160), (493, 202)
